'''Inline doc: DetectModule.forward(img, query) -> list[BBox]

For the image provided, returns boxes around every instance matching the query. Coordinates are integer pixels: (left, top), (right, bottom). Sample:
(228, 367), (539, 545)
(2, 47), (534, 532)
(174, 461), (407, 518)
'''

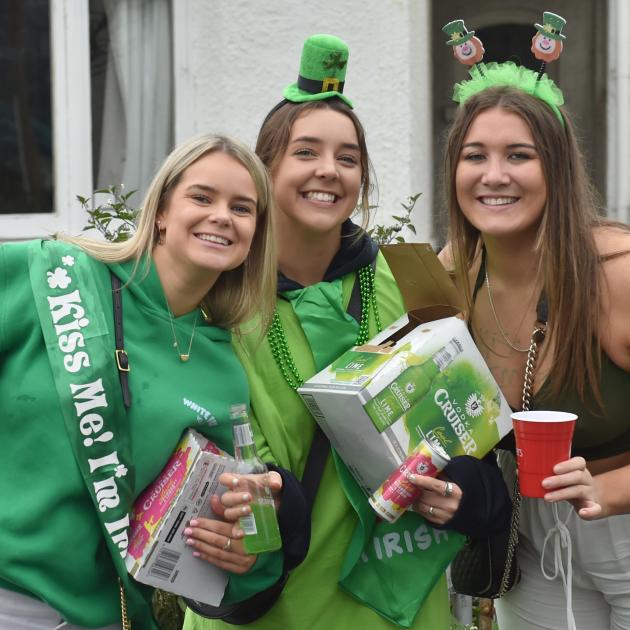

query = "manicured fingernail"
(189, 519), (199, 527)
(192, 551), (200, 557)
(233, 529), (244, 538)
(242, 493), (251, 502)
(186, 538), (195, 546)
(241, 506), (250, 514)
(183, 528), (192, 536)
(232, 478), (239, 486)
(408, 474), (417, 482)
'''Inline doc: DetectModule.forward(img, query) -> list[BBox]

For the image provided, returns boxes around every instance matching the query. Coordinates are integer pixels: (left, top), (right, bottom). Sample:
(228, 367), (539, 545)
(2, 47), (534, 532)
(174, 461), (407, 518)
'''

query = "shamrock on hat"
(282, 34), (353, 108)
(534, 12), (567, 41)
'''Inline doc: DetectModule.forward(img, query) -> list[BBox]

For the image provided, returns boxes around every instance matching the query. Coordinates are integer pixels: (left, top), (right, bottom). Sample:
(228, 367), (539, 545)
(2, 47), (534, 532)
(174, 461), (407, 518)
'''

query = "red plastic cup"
(511, 411), (577, 498)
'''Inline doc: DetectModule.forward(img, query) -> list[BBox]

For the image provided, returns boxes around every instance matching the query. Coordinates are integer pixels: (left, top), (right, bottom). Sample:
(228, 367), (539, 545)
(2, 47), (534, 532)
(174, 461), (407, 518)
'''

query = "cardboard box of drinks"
(125, 429), (238, 605)
(297, 244), (513, 495)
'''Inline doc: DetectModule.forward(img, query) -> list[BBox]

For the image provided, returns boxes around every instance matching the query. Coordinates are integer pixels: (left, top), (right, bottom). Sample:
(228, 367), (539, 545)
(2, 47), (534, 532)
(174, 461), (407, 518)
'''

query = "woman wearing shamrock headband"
(185, 34), (511, 630)
(440, 14), (630, 630)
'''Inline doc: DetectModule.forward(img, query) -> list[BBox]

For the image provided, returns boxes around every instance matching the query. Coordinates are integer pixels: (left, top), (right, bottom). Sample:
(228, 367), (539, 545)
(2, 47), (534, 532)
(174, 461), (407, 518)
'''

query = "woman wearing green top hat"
(184, 34), (511, 630)
(0, 134), (311, 630)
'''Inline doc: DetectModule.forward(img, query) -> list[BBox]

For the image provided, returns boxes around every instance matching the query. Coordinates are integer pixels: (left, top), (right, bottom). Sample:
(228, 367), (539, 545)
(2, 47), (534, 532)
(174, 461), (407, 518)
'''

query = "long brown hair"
(255, 98), (376, 228)
(444, 86), (606, 404)
(64, 134), (276, 331)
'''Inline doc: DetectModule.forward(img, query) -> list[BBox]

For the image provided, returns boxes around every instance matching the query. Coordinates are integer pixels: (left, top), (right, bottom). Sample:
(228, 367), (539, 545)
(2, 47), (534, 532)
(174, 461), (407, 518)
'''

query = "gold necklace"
(484, 266), (531, 353)
(166, 305), (199, 362)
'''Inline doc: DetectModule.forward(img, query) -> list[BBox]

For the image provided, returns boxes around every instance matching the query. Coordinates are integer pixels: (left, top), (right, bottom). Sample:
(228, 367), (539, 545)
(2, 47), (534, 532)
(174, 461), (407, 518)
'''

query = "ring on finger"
(443, 481), (454, 498)
(427, 505), (435, 516)
(222, 537), (232, 552)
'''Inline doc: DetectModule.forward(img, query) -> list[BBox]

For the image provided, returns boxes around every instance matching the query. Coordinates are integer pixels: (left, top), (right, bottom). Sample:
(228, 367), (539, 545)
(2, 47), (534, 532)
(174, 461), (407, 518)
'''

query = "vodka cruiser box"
(297, 244), (513, 495)
(125, 429), (239, 604)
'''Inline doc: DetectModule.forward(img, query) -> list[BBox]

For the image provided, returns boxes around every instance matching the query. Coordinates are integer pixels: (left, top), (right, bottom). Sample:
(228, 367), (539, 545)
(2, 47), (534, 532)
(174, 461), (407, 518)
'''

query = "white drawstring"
(540, 502), (577, 630)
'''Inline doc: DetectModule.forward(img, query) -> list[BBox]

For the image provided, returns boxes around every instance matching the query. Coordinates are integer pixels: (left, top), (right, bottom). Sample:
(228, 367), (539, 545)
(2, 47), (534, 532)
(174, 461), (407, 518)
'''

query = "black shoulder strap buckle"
(111, 272), (132, 408)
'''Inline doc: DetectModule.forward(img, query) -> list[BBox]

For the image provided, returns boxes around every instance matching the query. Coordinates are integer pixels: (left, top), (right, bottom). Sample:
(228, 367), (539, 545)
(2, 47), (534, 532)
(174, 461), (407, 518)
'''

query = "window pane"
(90, 0), (109, 186)
(0, 0), (53, 214)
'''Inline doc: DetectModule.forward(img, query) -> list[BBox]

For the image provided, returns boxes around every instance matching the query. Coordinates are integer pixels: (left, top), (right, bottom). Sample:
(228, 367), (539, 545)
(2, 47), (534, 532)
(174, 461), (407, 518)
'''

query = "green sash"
(285, 280), (465, 627)
(28, 241), (153, 627)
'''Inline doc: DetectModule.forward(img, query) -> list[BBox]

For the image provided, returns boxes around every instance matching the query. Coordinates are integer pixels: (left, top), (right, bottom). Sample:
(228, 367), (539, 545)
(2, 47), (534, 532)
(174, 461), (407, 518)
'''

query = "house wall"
(175, 0), (630, 239)
(175, 0), (435, 241)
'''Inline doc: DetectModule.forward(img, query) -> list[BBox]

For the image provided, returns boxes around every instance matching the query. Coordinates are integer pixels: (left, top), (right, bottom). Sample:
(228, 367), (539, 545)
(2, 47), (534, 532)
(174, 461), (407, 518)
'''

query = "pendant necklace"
(484, 265), (531, 353)
(166, 304), (199, 362)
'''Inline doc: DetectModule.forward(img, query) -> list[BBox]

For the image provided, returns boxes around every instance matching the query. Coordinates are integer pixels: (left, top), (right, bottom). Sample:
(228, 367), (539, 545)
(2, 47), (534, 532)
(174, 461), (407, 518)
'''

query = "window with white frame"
(0, 0), (172, 240)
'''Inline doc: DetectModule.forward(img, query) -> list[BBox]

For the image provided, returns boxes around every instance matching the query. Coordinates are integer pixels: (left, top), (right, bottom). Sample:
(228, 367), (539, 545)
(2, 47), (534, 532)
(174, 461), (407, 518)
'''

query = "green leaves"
(367, 193), (421, 245)
(79, 184), (139, 242)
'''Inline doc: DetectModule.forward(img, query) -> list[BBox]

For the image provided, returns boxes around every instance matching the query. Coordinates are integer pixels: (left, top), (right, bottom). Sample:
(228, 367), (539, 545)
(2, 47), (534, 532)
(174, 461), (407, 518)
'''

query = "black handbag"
(450, 472), (521, 598)
(450, 316), (546, 599)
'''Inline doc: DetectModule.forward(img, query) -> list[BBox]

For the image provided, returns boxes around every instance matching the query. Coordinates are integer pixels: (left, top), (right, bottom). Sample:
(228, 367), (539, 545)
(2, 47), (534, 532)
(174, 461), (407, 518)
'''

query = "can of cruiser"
(368, 438), (450, 523)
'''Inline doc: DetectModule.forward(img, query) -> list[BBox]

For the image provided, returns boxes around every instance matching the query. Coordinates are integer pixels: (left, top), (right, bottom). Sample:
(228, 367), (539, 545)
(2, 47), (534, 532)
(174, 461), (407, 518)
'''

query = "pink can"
(368, 438), (450, 523)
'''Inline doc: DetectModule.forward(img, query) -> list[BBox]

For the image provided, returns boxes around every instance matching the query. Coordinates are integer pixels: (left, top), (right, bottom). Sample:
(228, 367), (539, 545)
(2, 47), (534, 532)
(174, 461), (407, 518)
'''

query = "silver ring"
(427, 505), (435, 516)
(222, 537), (232, 552)
(443, 481), (454, 498)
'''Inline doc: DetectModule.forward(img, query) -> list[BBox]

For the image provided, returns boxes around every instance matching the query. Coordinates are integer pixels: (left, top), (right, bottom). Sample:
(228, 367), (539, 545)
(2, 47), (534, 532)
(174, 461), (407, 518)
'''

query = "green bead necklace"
(267, 265), (382, 391)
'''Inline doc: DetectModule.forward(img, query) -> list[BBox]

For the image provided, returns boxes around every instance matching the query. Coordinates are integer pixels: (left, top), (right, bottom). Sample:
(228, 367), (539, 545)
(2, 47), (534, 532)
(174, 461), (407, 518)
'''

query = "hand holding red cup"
(511, 411), (577, 498)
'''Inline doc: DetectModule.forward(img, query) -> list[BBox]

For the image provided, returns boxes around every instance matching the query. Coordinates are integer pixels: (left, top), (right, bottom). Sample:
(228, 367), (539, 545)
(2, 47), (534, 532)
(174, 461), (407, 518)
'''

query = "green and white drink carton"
(298, 313), (512, 495)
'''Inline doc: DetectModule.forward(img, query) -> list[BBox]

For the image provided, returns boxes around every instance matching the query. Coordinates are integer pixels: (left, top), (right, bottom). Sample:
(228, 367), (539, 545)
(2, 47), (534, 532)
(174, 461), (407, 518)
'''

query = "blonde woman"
(0, 134), (305, 629)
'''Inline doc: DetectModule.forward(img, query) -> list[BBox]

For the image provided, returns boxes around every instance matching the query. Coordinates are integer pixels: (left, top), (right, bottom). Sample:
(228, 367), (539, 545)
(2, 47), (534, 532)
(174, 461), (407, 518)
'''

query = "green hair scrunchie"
(453, 61), (565, 124)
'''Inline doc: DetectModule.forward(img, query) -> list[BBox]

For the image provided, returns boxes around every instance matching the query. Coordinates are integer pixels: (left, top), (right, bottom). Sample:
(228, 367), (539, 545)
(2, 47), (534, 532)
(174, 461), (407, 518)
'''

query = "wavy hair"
(444, 86), (608, 405)
(255, 98), (376, 230)
(63, 134), (276, 331)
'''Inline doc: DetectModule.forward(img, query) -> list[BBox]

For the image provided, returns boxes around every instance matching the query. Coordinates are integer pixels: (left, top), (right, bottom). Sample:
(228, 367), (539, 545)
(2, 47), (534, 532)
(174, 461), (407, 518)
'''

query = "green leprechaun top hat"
(282, 34), (353, 108)
(442, 19), (475, 46)
(535, 11), (567, 41)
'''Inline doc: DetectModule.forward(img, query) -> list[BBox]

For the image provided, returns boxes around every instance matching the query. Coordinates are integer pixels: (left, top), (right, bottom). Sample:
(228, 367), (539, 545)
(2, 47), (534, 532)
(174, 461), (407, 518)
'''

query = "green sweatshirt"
(0, 240), (280, 629)
(184, 252), (450, 630)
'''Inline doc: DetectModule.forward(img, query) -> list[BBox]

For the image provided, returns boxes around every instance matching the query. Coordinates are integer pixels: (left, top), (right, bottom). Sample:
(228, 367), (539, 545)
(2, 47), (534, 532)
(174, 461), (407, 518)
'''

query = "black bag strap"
(301, 425), (329, 506)
(299, 258), (376, 501)
(111, 272), (131, 408)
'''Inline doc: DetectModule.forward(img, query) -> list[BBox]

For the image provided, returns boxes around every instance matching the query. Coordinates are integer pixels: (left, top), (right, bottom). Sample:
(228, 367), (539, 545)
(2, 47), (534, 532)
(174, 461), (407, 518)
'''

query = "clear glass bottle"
(230, 404), (281, 554)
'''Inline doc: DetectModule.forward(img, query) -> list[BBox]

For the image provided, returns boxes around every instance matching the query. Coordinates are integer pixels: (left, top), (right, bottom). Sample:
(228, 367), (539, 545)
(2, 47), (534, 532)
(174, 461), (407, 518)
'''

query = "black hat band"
(297, 75), (345, 94)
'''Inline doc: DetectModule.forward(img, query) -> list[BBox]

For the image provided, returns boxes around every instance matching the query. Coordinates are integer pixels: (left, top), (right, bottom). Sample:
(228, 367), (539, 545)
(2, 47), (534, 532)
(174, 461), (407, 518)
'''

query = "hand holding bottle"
(230, 405), (283, 554)
(217, 470), (283, 523)
(182, 471), (282, 573)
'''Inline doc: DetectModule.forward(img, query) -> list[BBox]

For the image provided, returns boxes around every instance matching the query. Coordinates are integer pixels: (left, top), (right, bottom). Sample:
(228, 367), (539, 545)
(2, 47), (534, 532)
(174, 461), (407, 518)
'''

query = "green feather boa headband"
(453, 61), (565, 124)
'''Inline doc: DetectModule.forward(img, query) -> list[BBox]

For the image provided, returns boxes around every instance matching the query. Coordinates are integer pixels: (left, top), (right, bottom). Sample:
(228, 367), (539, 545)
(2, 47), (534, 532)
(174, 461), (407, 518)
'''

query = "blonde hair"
(443, 86), (619, 406)
(63, 133), (276, 331)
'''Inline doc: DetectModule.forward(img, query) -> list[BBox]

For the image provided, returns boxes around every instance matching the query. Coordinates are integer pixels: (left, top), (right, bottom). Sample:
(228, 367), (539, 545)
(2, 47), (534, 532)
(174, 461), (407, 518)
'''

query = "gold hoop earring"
(155, 221), (166, 245)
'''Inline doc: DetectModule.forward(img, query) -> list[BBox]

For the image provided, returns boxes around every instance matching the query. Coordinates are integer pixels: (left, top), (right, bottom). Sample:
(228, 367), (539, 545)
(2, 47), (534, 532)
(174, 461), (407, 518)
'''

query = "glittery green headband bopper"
(443, 12), (567, 125)
(453, 61), (565, 123)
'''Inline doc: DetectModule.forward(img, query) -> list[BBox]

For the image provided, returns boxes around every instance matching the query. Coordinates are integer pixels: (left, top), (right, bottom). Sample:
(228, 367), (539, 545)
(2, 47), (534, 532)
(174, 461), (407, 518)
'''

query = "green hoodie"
(0, 240), (281, 629)
(185, 246), (450, 630)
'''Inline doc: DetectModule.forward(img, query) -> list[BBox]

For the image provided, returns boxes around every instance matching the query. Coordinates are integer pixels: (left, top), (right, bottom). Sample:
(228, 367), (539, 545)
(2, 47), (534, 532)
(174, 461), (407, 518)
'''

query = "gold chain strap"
(522, 325), (546, 411)
(497, 323), (546, 596)
(119, 578), (131, 630)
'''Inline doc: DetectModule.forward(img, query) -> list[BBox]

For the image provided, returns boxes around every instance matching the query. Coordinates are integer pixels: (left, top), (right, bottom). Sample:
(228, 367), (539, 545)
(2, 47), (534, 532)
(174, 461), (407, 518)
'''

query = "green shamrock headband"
(443, 12), (567, 124)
